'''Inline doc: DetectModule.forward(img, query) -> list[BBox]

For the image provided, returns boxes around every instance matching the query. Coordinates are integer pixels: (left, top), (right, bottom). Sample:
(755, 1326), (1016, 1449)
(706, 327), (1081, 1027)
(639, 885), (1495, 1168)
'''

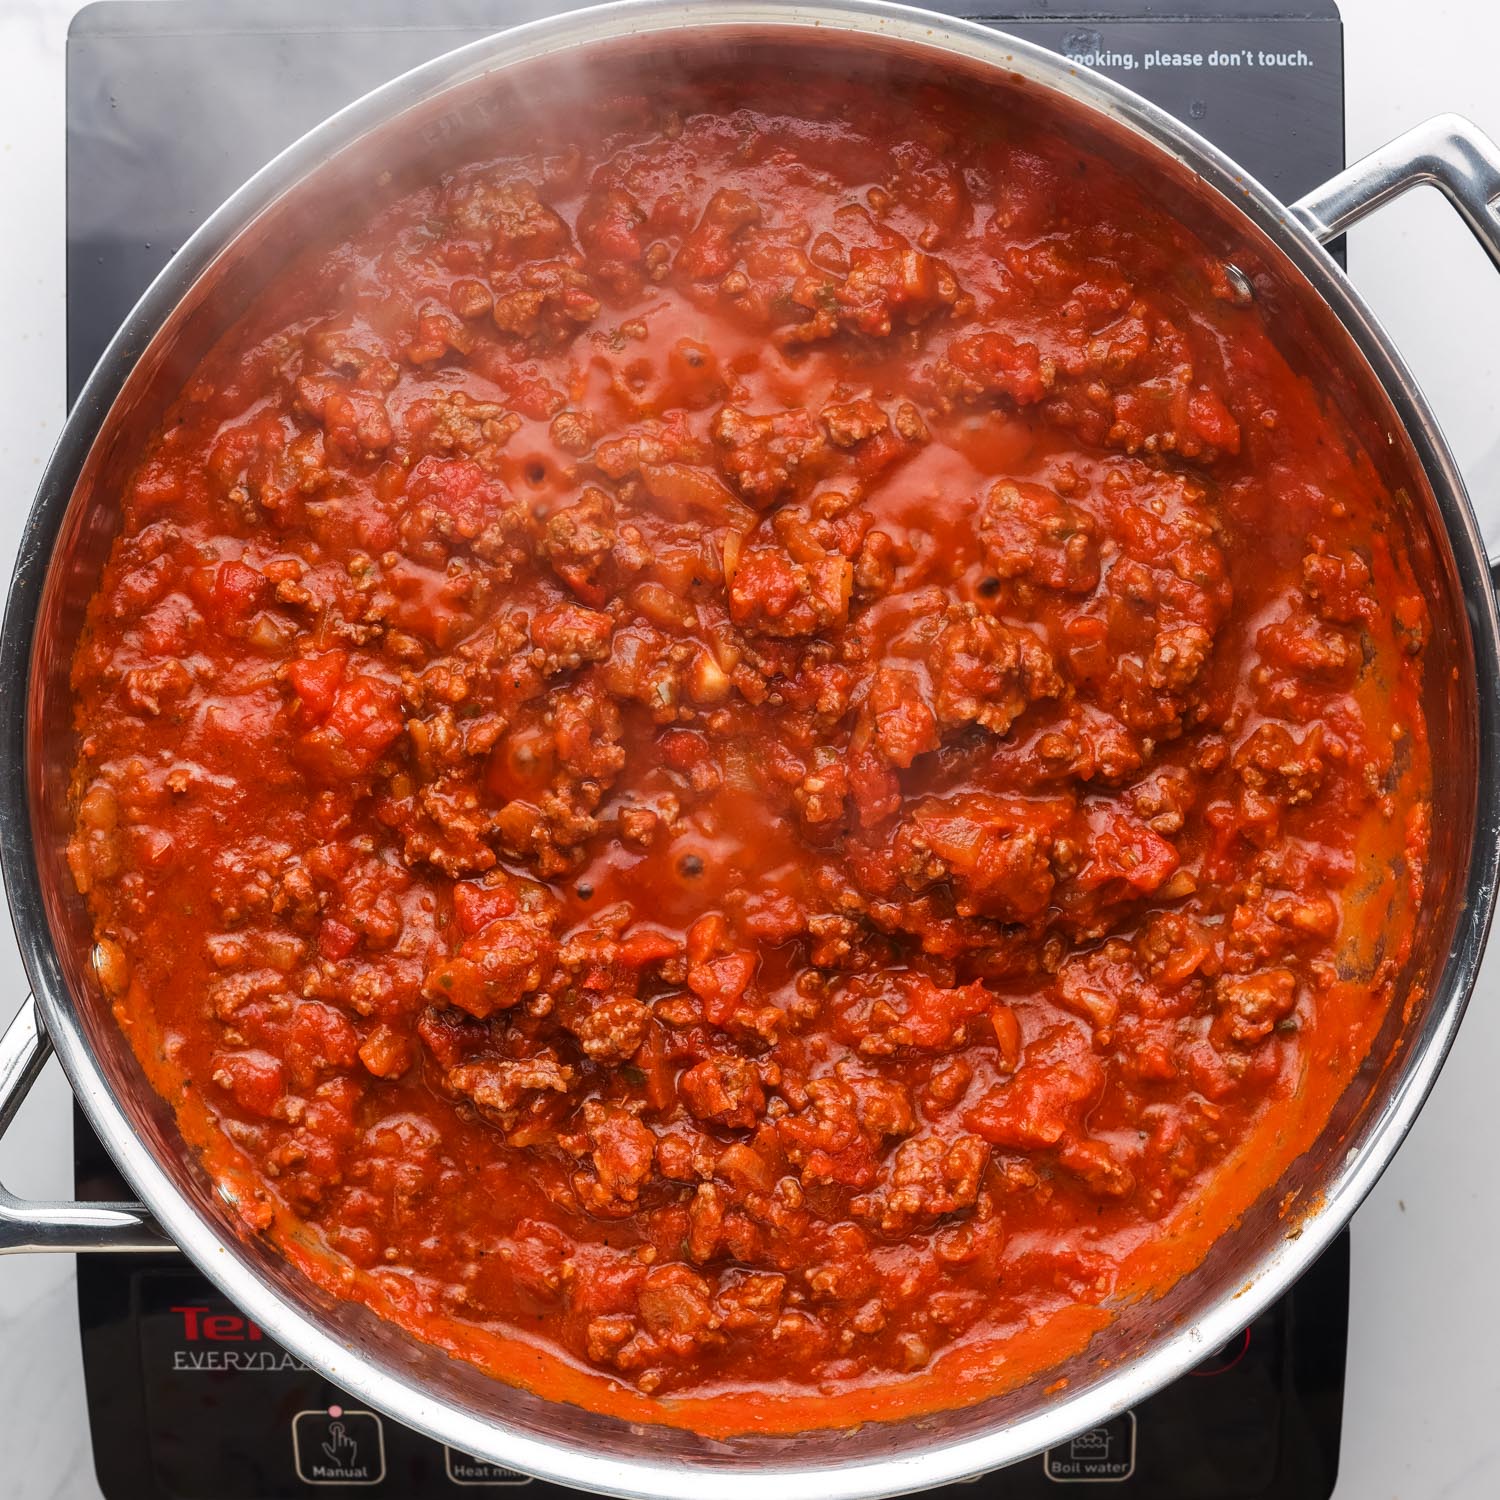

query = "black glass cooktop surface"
(68, 3), (1349, 1496)
(75, 1235), (1349, 1498)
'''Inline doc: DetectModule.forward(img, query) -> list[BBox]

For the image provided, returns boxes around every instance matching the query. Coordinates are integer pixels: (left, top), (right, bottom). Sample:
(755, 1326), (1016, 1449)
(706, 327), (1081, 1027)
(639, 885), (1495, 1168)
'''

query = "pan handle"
(1291, 113), (1500, 268)
(1292, 115), (1500, 596)
(0, 996), (171, 1253)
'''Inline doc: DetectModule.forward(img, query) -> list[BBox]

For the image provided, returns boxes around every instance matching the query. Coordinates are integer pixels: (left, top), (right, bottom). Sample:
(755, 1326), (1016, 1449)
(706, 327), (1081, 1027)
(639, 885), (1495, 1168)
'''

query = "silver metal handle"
(1293, 113), (1500, 596)
(0, 996), (170, 1253)
(1292, 113), (1500, 266)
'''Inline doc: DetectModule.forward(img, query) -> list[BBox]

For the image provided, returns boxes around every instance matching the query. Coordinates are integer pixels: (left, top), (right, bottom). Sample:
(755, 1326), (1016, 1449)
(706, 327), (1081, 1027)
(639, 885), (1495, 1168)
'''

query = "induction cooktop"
(67, 3), (1349, 1495)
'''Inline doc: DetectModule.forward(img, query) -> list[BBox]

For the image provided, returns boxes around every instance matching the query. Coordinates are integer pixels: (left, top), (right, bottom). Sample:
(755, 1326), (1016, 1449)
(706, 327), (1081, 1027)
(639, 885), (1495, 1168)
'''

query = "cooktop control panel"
(78, 1244), (1348, 1498)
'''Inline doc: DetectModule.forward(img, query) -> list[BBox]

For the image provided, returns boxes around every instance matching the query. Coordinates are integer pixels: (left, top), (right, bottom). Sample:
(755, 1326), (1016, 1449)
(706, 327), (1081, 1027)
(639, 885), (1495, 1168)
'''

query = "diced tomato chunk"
(454, 881), (518, 936)
(210, 1050), (285, 1119)
(288, 650), (348, 721)
(1078, 811), (1180, 894)
(617, 929), (680, 968)
(318, 918), (359, 961)
(324, 678), (402, 761)
(407, 456), (504, 539)
(213, 560), (265, 622)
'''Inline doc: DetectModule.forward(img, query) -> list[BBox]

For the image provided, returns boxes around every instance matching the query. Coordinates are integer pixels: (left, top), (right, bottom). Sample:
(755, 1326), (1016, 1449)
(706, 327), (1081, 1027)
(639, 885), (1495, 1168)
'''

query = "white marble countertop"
(3, 1), (1500, 1495)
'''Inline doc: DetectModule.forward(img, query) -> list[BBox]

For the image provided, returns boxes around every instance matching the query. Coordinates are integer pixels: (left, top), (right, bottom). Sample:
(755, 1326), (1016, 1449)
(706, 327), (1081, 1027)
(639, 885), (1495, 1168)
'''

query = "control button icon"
(1043, 1411), (1136, 1483)
(445, 1447), (534, 1485)
(292, 1407), (386, 1485)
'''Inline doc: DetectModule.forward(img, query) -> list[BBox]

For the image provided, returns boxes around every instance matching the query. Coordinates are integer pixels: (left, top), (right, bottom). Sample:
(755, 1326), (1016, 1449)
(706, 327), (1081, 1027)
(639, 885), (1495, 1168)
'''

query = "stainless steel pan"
(2, 4), (1499, 1496)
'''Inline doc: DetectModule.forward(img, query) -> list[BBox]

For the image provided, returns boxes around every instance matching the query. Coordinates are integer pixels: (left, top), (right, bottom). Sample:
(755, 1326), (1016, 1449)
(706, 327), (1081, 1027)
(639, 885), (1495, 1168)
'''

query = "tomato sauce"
(68, 69), (1431, 1433)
